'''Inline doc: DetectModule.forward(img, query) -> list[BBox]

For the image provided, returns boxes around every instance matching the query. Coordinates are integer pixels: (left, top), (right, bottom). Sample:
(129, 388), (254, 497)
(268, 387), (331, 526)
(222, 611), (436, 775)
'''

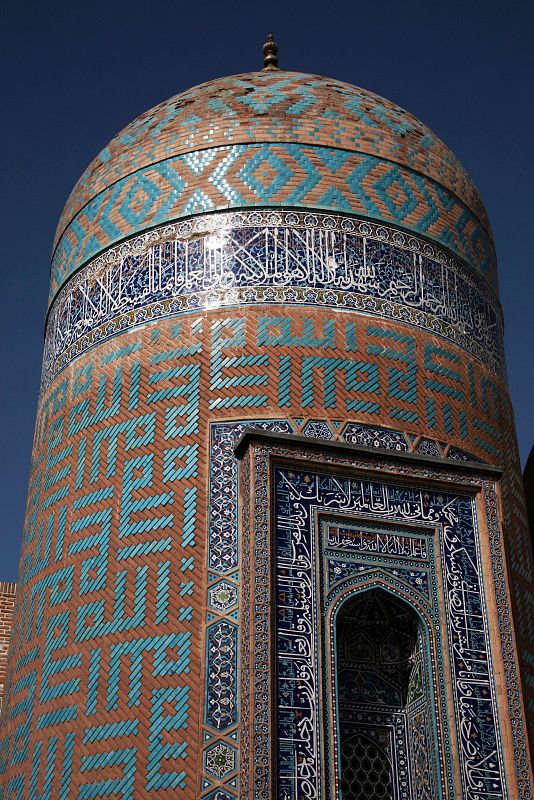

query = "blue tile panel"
(44, 212), (503, 390)
(236, 435), (534, 799)
(271, 465), (504, 799)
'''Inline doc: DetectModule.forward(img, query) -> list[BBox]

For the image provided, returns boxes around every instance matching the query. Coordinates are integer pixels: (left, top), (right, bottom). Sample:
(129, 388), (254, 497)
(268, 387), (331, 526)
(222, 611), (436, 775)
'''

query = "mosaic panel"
(326, 558), (430, 596)
(50, 144), (496, 298)
(416, 438), (442, 458)
(202, 419), (294, 797)
(208, 581), (238, 614)
(204, 742), (236, 779)
(324, 518), (429, 560)
(208, 420), (294, 574)
(237, 437), (532, 799)
(206, 416), (527, 797)
(44, 212), (503, 389)
(342, 423), (410, 452)
(272, 469), (464, 800)
(203, 415), (490, 797)
(205, 621), (238, 731)
(302, 419), (334, 439)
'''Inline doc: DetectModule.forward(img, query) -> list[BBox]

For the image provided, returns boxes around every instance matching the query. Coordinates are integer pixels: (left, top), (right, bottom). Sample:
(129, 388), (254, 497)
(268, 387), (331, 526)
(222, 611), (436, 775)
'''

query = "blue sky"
(1, 0), (533, 580)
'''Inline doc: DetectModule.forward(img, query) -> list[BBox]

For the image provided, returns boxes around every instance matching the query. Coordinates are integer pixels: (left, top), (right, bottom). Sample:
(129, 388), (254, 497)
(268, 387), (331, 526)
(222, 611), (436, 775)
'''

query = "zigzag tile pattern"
(51, 142), (496, 300)
(56, 72), (488, 245)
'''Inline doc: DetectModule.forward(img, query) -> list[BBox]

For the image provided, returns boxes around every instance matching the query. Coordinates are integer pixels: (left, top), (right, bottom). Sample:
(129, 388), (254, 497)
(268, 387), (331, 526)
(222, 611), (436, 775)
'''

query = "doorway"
(336, 589), (432, 800)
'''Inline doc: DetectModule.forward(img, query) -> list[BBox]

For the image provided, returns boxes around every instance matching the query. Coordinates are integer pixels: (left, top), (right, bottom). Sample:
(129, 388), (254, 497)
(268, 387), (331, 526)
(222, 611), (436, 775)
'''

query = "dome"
(50, 70), (496, 302)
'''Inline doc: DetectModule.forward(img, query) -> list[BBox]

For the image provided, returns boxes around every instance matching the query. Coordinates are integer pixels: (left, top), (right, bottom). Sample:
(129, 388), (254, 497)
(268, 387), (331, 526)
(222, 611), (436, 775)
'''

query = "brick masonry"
(0, 306), (532, 798)
(0, 583), (16, 715)
(49, 72), (497, 300)
(57, 72), (488, 240)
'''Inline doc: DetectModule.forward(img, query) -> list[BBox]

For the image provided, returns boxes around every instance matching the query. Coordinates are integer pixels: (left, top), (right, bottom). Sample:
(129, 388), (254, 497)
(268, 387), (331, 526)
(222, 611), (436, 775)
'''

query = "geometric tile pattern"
(204, 742), (236, 779)
(56, 71), (488, 250)
(0, 325), (203, 799)
(205, 621), (237, 730)
(207, 582), (238, 614)
(301, 418), (334, 439)
(50, 142), (496, 300)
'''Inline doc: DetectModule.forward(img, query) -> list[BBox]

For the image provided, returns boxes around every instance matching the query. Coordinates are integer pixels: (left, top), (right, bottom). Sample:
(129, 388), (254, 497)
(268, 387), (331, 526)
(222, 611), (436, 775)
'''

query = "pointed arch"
(327, 583), (443, 800)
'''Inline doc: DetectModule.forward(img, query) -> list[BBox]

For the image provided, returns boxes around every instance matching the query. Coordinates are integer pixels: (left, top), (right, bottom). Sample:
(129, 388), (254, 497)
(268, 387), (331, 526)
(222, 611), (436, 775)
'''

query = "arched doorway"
(335, 589), (435, 800)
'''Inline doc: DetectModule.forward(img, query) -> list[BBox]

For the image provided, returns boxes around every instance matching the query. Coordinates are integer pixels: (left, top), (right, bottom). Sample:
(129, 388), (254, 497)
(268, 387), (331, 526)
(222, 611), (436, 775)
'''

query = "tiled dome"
(51, 71), (495, 301)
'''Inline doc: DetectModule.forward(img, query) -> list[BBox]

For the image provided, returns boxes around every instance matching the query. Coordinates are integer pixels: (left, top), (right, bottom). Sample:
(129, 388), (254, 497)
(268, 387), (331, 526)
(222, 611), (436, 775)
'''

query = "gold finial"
(262, 32), (279, 70)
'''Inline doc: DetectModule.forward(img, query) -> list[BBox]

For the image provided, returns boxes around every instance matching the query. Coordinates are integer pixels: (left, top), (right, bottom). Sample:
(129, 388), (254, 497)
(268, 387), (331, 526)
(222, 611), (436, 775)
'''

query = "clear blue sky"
(1, 0), (533, 580)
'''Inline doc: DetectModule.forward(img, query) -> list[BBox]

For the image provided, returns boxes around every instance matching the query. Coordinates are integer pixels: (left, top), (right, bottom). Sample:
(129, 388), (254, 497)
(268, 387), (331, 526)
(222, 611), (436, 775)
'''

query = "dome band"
(51, 143), (496, 302)
(56, 72), (488, 242)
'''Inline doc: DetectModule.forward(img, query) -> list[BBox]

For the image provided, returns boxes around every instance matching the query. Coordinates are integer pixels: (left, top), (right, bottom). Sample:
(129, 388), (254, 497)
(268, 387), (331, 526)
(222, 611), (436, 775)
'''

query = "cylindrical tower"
(1, 45), (533, 800)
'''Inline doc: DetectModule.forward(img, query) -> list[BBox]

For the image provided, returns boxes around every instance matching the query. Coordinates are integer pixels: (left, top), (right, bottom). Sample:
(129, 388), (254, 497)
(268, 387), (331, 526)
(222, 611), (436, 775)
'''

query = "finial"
(262, 32), (279, 70)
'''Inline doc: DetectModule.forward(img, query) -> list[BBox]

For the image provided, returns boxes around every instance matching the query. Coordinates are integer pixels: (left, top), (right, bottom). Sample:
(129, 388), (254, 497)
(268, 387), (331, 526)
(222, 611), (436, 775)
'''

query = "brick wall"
(0, 582), (16, 714)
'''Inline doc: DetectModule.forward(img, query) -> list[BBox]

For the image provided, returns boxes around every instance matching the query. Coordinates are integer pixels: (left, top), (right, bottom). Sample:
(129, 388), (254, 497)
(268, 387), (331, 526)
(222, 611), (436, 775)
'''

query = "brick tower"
(1, 37), (533, 800)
